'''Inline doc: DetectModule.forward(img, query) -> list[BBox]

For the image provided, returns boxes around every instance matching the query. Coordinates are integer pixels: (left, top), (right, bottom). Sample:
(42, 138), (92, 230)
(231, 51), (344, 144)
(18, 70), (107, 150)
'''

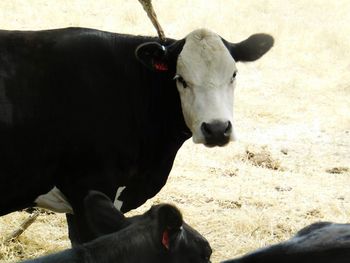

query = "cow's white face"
(135, 28), (274, 147)
(175, 29), (236, 146)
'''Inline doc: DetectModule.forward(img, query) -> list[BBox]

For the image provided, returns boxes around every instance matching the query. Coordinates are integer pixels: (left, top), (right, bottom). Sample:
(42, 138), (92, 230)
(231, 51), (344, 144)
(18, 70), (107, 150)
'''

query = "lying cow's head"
(84, 191), (212, 263)
(136, 29), (274, 147)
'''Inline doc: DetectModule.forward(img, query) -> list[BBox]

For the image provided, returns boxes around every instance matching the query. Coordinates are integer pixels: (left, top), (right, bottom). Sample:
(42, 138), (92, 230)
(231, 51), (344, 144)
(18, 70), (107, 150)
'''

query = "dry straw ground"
(0, 1), (349, 262)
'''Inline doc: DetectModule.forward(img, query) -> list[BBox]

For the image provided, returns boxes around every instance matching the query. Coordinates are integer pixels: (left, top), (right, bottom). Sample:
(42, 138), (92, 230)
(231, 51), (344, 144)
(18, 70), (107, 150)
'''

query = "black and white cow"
(221, 222), (350, 263)
(21, 191), (212, 263)
(0, 27), (273, 243)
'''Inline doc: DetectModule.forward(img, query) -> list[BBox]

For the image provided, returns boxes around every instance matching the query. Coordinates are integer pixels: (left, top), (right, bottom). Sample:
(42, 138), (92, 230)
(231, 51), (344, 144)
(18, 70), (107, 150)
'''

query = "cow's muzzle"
(201, 120), (232, 147)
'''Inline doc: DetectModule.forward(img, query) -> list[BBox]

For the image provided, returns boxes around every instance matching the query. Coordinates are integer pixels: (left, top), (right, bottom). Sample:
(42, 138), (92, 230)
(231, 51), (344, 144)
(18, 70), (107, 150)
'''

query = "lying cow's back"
(222, 222), (350, 263)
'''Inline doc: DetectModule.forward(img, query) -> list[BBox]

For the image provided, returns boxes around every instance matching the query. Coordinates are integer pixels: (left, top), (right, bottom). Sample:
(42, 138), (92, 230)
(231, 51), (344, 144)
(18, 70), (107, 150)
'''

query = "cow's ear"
(135, 42), (169, 72)
(157, 204), (183, 230)
(228, 33), (274, 62)
(84, 190), (127, 237)
(156, 204), (183, 250)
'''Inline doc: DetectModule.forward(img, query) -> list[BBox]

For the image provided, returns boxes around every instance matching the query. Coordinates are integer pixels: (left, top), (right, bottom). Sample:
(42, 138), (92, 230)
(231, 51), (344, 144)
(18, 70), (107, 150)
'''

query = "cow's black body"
(0, 27), (189, 242)
(0, 27), (275, 244)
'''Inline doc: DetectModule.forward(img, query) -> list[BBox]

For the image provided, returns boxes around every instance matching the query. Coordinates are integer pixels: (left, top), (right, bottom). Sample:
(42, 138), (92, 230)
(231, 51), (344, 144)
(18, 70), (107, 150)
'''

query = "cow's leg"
(66, 213), (92, 246)
(56, 152), (120, 245)
(63, 187), (118, 246)
(65, 200), (104, 246)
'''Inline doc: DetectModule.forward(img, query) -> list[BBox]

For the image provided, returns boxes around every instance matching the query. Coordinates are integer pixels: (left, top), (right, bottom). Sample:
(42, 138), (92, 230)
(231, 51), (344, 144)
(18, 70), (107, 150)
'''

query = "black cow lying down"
(221, 222), (350, 263)
(21, 191), (212, 263)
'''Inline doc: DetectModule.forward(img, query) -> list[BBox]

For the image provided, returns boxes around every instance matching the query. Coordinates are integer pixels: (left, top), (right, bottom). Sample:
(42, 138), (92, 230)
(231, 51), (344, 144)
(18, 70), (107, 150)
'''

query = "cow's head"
(136, 29), (274, 147)
(84, 191), (212, 263)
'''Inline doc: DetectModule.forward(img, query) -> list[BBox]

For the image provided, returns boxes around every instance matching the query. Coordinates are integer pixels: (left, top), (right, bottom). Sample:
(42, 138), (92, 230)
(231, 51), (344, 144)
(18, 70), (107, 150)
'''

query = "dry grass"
(0, 0), (350, 262)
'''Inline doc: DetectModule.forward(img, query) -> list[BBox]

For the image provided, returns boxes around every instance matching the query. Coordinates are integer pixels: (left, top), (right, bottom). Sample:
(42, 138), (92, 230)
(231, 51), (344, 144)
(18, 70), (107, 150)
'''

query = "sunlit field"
(0, 1), (349, 262)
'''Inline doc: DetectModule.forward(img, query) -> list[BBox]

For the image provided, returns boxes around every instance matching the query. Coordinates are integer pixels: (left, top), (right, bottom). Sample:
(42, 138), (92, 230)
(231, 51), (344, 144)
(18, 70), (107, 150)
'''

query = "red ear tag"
(154, 61), (168, 72)
(162, 230), (170, 249)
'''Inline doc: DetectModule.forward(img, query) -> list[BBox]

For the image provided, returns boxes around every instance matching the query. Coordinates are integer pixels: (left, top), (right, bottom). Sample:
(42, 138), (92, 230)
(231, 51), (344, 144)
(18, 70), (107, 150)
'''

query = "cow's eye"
(230, 71), (237, 83)
(174, 75), (188, 89)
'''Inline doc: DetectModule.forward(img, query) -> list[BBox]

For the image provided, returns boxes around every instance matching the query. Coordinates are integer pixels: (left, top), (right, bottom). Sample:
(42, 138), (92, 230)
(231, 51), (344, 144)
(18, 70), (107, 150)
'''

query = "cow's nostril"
(224, 121), (232, 134)
(201, 122), (212, 136)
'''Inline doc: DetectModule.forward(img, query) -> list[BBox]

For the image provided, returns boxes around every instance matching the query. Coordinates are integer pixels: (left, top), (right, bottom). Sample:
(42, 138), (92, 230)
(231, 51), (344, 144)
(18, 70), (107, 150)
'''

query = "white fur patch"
(35, 187), (73, 214)
(34, 186), (127, 214)
(114, 186), (126, 210)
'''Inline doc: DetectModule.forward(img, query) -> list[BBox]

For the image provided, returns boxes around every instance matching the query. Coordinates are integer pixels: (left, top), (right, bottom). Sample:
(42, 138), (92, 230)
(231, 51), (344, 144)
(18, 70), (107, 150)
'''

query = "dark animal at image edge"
(0, 27), (273, 244)
(21, 191), (212, 263)
(221, 222), (350, 263)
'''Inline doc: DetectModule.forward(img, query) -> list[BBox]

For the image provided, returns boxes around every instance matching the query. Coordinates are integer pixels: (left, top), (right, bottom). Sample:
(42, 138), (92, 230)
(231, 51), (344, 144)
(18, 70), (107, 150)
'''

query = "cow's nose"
(201, 121), (232, 146)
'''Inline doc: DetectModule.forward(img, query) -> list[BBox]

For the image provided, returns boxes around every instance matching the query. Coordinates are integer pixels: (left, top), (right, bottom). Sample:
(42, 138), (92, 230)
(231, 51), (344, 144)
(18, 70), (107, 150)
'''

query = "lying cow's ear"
(157, 204), (183, 230)
(135, 42), (169, 72)
(228, 33), (274, 62)
(156, 204), (183, 250)
(84, 190), (127, 237)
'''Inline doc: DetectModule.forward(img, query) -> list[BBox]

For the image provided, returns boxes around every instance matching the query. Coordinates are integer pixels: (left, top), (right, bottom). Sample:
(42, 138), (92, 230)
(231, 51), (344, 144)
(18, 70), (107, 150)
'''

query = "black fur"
(221, 222), (350, 263)
(21, 191), (212, 263)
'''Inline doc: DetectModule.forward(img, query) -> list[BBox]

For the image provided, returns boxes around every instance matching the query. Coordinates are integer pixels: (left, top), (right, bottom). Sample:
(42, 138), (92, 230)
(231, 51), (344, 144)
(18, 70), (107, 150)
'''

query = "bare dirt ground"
(0, 1), (349, 262)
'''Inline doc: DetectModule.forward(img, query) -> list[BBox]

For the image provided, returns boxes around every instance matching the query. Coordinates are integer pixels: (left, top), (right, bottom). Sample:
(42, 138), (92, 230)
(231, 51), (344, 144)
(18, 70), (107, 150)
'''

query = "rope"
(138, 0), (166, 43)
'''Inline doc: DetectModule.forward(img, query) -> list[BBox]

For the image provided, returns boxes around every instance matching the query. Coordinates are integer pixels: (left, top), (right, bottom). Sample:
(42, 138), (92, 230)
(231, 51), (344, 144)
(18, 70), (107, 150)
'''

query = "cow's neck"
(105, 35), (191, 212)
(114, 34), (191, 142)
